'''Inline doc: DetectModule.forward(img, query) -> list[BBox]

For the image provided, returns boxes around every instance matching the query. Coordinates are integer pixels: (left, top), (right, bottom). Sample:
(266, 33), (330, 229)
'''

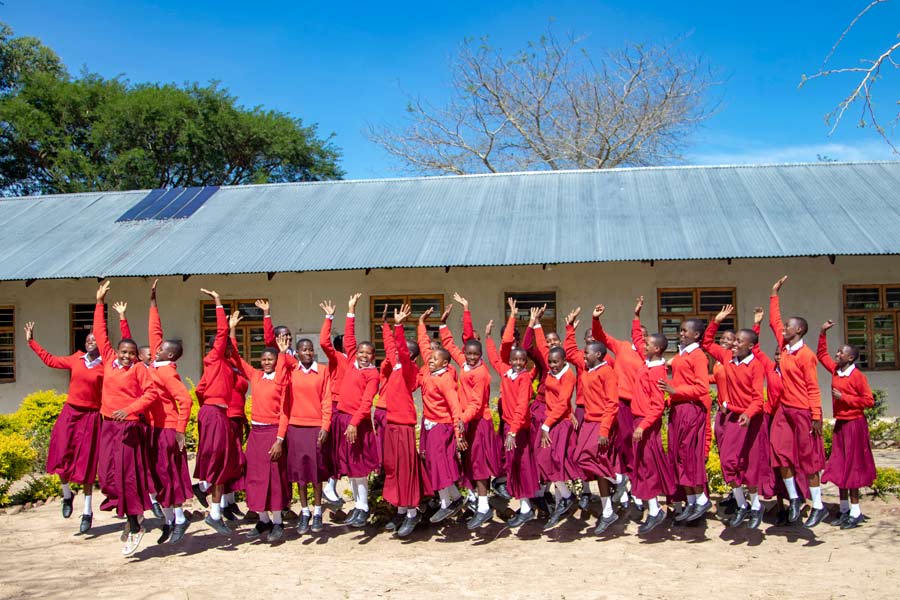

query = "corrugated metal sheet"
(2, 161), (900, 281)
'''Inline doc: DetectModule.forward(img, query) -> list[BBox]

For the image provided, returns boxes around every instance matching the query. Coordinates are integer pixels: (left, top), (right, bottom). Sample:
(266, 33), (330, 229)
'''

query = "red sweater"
(93, 303), (159, 419)
(817, 333), (874, 420)
(440, 325), (492, 423)
(381, 325), (420, 426)
(487, 323), (534, 433)
(195, 306), (234, 406)
(564, 326), (619, 435)
(278, 354), (332, 437)
(668, 341), (712, 410)
(592, 318), (643, 401)
(769, 295), (823, 420)
(630, 318), (667, 430)
(542, 364), (576, 428)
(321, 315), (379, 426)
(419, 368), (462, 426)
(235, 354), (290, 427)
(28, 340), (104, 410)
(319, 318), (347, 407)
(702, 322), (764, 418)
(144, 306), (194, 432)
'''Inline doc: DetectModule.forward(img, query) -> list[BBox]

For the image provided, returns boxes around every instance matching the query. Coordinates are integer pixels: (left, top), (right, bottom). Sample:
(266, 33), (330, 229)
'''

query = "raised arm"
(256, 299), (275, 347)
(112, 301), (132, 341)
(395, 323), (418, 392)
(144, 279), (162, 356)
(817, 321), (837, 373)
(120, 364), (161, 418)
(485, 321), (508, 375)
(501, 297), (517, 363)
(453, 293), (476, 343)
(201, 289), (227, 359)
(769, 276), (787, 348)
(592, 304), (624, 355)
(167, 373), (194, 434)
(344, 293), (361, 360)
(631, 296), (646, 361)
(563, 317), (585, 370)
(417, 308), (434, 364)
(438, 303), (466, 366)
(318, 301), (340, 369)
(93, 282), (115, 362)
(702, 306), (733, 364)
(25, 323), (73, 370)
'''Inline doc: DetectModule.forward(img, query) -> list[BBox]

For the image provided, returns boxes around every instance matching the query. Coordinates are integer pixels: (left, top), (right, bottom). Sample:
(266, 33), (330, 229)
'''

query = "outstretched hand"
(507, 297), (517, 319)
(440, 303), (453, 324)
(319, 300), (335, 316)
(24, 321), (34, 342)
(200, 288), (220, 303)
(348, 292), (362, 314)
(275, 333), (290, 353)
(96, 281), (110, 302)
(592, 304), (605, 319)
(484, 320), (493, 338)
(821, 319), (836, 333)
(715, 304), (734, 324)
(112, 301), (127, 318)
(419, 307), (434, 324)
(453, 292), (469, 310)
(254, 299), (270, 313)
(753, 306), (764, 325)
(634, 296), (644, 317)
(394, 303), (412, 325)
(566, 307), (581, 326)
(228, 311), (243, 329)
(772, 276), (788, 294)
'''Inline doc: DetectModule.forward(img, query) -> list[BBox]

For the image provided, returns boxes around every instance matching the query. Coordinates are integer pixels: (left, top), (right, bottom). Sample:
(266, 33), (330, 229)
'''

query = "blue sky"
(3, 0), (898, 178)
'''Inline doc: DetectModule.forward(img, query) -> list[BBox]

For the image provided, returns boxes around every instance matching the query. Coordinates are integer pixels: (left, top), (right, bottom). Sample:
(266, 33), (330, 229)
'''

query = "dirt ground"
(2, 454), (899, 600)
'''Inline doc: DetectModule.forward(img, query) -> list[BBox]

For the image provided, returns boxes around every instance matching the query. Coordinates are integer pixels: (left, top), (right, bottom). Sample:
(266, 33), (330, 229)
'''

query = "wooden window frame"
(70, 303), (105, 354)
(369, 294), (445, 364)
(504, 291), (558, 333)
(200, 299), (267, 368)
(842, 284), (900, 371)
(0, 305), (15, 383)
(657, 287), (737, 357)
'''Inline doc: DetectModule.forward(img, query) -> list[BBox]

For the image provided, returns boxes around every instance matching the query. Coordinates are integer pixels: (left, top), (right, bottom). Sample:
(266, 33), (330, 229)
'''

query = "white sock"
(209, 503), (221, 520)
(354, 478), (369, 511)
(301, 507), (311, 516)
(696, 492), (708, 505)
(733, 487), (747, 508)
(448, 485), (461, 501)
(220, 497), (227, 509)
(407, 507), (418, 519)
(82, 495), (93, 516)
(174, 507), (186, 524)
(519, 498), (532, 514)
(687, 493), (698, 504)
(199, 481), (211, 492)
(648, 498), (660, 517)
(258, 511), (271, 523)
(601, 496), (613, 518)
(61, 483), (73, 499)
(324, 478), (339, 502)
(397, 506), (408, 515)
(849, 503), (861, 518)
(149, 493), (158, 504)
(467, 489), (477, 502)
(162, 507), (175, 523)
(555, 481), (572, 499)
(750, 493), (760, 511)
(634, 498), (644, 508)
(313, 505), (322, 516)
(810, 486), (823, 510)
(614, 473), (624, 484)
(438, 487), (451, 509)
(477, 496), (489, 513)
(783, 476), (799, 500)
(840, 498), (850, 513)
(272, 511), (282, 525)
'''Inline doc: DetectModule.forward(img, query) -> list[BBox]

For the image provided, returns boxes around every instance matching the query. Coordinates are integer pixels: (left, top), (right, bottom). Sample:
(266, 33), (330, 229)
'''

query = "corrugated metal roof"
(3, 161), (900, 281)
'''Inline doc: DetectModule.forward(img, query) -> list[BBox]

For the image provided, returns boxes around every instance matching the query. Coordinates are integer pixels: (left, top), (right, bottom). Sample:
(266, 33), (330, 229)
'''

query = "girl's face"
(297, 341), (315, 366)
(510, 349), (527, 372)
(835, 345), (855, 369)
(584, 346), (603, 368)
(548, 353), (566, 375)
(545, 332), (561, 348)
(357, 343), (374, 367)
(260, 351), (278, 374)
(464, 344), (482, 367)
(116, 342), (137, 367)
(84, 334), (98, 355)
(720, 331), (736, 351)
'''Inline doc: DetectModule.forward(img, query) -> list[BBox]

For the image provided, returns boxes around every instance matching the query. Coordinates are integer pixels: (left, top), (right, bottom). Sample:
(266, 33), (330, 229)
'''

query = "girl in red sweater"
(818, 320), (877, 529)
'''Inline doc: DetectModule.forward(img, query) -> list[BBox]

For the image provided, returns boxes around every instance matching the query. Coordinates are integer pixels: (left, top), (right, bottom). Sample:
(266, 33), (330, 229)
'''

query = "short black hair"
(548, 346), (567, 361)
(261, 346), (279, 357)
(165, 339), (184, 361)
(296, 337), (314, 350)
(585, 340), (608, 359)
(118, 338), (138, 350)
(649, 333), (668, 352)
(719, 329), (735, 337)
(332, 334), (344, 353)
(464, 339), (483, 354)
(274, 325), (291, 336)
(433, 347), (451, 363)
(407, 340), (421, 360)
(738, 328), (758, 345)
(358, 341), (375, 352)
(790, 316), (809, 336)
(510, 347), (528, 360)
(683, 318), (707, 339)
(844, 344), (860, 361)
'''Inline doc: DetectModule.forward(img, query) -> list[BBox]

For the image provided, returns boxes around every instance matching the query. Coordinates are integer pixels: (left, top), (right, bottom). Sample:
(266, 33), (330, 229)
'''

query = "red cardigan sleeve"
(395, 325), (418, 393)
(769, 295), (785, 349)
(842, 372), (875, 408)
(149, 306), (163, 357)
(531, 325), (550, 372)
(563, 325), (585, 370)
(417, 322), (433, 365)
(439, 325), (466, 367)
(123, 365), (161, 416)
(631, 318), (646, 361)
(744, 361), (764, 419)
(119, 317), (133, 341)
(93, 303), (115, 363)
(500, 316), (516, 363)
(544, 370), (575, 428)
(166, 371), (194, 433)
(802, 352), (823, 421)
(594, 317), (625, 356)
(702, 321), (730, 364)
(816, 332), (837, 373)
(486, 337), (508, 376)
(381, 322), (397, 371)
(671, 352), (711, 402)
(264, 315), (276, 348)
(321, 371), (333, 431)
(462, 310), (475, 343)
(344, 314), (358, 361)
(28, 340), (74, 370)
(511, 372), (534, 433)
(599, 369), (619, 436)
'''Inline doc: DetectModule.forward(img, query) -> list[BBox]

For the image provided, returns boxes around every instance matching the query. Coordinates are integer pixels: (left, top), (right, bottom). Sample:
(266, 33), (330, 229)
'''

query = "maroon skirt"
(536, 418), (577, 482)
(529, 399), (547, 454)
(148, 427), (192, 507)
(373, 407), (388, 468)
(324, 403), (341, 479)
(461, 417), (501, 486)
(382, 423), (431, 507)
(500, 421), (540, 500)
(46, 403), (102, 486)
(769, 405), (826, 473)
(333, 410), (379, 478)
(630, 415), (676, 500)
(668, 402), (708, 487)
(714, 407), (729, 452)
(823, 416), (877, 489)
(718, 412), (769, 487)
(193, 404), (242, 485)
(574, 406), (586, 427)
(574, 420), (621, 480)
(285, 425), (329, 484)
(761, 414), (810, 499)
(224, 416), (247, 493)
(616, 399), (635, 477)
(420, 422), (461, 491)
(97, 419), (153, 517)
(244, 424), (290, 512)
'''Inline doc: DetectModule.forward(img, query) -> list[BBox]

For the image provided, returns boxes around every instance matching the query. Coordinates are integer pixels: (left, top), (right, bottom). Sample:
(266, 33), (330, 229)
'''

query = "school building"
(2, 161), (900, 415)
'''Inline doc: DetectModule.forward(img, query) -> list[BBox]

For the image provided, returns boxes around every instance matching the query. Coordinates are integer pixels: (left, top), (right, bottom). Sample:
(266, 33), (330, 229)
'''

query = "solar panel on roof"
(116, 186), (219, 222)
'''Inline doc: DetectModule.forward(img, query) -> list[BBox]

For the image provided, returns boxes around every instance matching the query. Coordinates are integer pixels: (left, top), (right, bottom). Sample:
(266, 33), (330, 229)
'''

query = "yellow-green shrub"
(4, 390), (66, 434)
(871, 467), (900, 499)
(705, 446), (729, 495)
(0, 431), (37, 506)
(10, 474), (62, 505)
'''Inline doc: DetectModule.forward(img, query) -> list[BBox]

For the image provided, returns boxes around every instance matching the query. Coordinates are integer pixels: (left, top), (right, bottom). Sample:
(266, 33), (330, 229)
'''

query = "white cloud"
(687, 140), (898, 165)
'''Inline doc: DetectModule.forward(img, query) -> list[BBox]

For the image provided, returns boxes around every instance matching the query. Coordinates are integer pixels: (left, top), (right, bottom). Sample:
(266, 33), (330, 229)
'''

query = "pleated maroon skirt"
(616, 399), (635, 477)
(668, 402), (708, 487)
(823, 416), (877, 489)
(718, 412), (769, 487)
(761, 414), (810, 499)
(193, 404), (242, 485)
(97, 419), (152, 517)
(460, 417), (501, 486)
(630, 414), (676, 500)
(500, 421), (540, 500)
(148, 427), (192, 507)
(574, 420), (621, 480)
(536, 419), (577, 482)
(420, 422), (460, 491)
(769, 405), (826, 473)
(285, 425), (329, 484)
(45, 403), (101, 486)
(224, 416), (246, 493)
(373, 407), (388, 468)
(244, 424), (290, 512)
(332, 410), (379, 478)
(382, 423), (431, 507)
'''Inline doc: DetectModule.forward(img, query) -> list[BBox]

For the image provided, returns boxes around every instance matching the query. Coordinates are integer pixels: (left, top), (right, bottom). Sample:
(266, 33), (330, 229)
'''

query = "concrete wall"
(3, 255), (900, 415)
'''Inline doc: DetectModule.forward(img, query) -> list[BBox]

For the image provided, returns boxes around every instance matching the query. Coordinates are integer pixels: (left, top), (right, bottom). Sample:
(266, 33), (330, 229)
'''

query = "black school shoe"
(788, 498), (804, 523)
(490, 477), (512, 501)
(674, 503), (695, 522)
(728, 505), (750, 527)
(340, 509), (360, 526)
(543, 496), (575, 531)
(79, 514), (93, 534)
(311, 514), (324, 533)
(62, 496), (74, 519)
(151, 502), (164, 519)
(383, 513), (405, 532)
(297, 512), (312, 534)
(204, 515), (233, 535)
(268, 524), (285, 542)
(429, 498), (464, 524)
(637, 510), (667, 535)
(578, 493), (592, 511)
(840, 514), (863, 530)
(169, 521), (189, 544)
(466, 508), (494, 530)
(350, 509), (369, 528)
(222, 504), (239, 522)
(746, 509), (763, 529)
(685, 500), (712, 523)
(612, 476), (630, 505)
(247, 521), (273, 539)
(228, 503), (245, 517)
(192, 484), (209, 508)
(804, 506), (829, 528)
(593, 512), (619, 535)
(830, 511), (849, 527)
(396, 512), (422, 538)
(322, 497), (344, 513)
(719, 491), (737, 516)
(506, 509), (535, 528)
(157, 523), (172, 544)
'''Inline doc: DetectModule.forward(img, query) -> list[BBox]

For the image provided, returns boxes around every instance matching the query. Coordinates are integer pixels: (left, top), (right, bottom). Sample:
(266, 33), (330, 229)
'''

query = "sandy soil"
(1, 462), (899, 599)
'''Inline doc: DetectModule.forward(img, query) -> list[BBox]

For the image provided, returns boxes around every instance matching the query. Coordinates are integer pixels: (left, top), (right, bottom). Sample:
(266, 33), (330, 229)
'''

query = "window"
(504, 291), (558, 333)
(70, 304), (106, 354)
(200, 299), (266, 368)
(369, 295), (444, 364)
(657, 288), (737, 356)
(843, 284), (900, 370)
(0, 306), (14, 382)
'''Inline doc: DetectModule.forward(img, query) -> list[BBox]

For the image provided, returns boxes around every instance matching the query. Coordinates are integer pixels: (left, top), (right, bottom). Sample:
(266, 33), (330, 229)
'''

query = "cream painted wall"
(3, 255), (900, 415)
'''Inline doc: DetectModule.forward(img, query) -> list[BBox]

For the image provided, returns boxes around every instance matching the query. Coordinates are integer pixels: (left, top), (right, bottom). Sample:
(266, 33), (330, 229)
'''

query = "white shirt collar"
(354, 359), (375, 370)
(785, 338), (805, 354)
(646, 358), (666, 368)
(431, 367), (448, 376)
(83, 353), (102, 368)
(679, 342), (700, 355)
(298, 361), (318, 374)
(550, 363), (570, 380)
(836, 363), (856, 377)
(505, 368), (522, 380)
(732, 353), (754, 366)
(464, 360), (484, 372)
(587, 361), (607, 373)
(112, 359), (130, 370)
(262, 371), (277, 381)
(153, 360), (172, 368)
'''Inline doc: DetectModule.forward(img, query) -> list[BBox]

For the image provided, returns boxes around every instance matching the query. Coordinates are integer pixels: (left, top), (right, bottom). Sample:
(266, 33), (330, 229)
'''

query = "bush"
(869, 419), (900, 444)
(4, 390), (66, 434)
(865, 389), (888, 424)
(9, 474), (62, 505)
(823, 420), (834, 456)
(0, 431), (37, 506)
(705, 446), (729, 495)
(870, 467), (900, 499)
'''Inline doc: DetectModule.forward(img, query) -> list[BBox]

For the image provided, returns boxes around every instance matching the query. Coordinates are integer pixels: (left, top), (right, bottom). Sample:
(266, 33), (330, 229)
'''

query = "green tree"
(0, 21), (342, 196)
